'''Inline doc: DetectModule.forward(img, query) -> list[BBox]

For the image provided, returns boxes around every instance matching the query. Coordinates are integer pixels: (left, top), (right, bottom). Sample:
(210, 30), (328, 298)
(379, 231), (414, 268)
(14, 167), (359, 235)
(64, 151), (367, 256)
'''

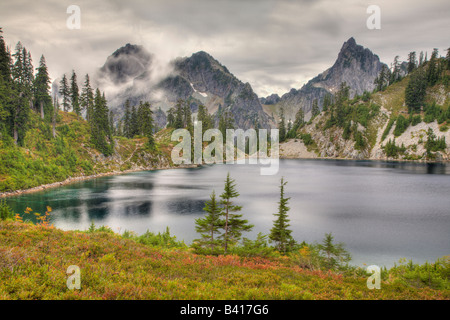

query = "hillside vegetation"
(0, 111), (176, 193)
(0, 220), (448, 300)
(281, 54), (450, 161)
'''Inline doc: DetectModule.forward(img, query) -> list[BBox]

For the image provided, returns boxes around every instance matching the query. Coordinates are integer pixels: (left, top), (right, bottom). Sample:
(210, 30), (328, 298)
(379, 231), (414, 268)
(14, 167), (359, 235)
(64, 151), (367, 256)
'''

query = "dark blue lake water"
(6, 159), (450, 268)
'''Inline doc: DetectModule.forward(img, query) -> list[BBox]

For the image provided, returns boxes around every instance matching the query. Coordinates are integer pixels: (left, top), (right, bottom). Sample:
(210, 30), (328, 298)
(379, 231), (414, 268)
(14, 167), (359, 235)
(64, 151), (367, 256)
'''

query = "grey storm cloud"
(0, 0), (449, 97)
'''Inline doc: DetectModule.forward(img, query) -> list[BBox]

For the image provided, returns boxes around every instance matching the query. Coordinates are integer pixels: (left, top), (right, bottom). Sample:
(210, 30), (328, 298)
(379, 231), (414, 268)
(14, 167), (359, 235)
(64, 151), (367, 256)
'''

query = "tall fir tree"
(130, 104), (138, 137)
(80, 74), (94, 121)
(174, 99), (185, 129)
(311, 99), (320, 118)
(278, 108), (286, 142)
(0, 28), (11, 82)
(0, 28), (12, 135)
(137, 101), (155, 148)
(293, 107), (304, 132)
(219, 173), (253, 253)
(405, 67), (427, 113)
(407, 51), (417, 74)
(193, 190), (225, 254)
(70, 70), (80, 116)
(446, 48), (450, 70)
(427, 48), (439, 86)
(11, 42), (33, 145)
(59, 74), (70, 112)
(90, 89), (113, 155)
(123, 99), (132, 138)
(33, 55), (52, 120)
(269, 178), (296, 254)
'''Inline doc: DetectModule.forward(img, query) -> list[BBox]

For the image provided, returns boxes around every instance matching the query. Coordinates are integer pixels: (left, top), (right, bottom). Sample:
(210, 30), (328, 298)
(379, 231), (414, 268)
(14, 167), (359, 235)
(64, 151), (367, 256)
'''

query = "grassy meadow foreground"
(0, 219), (448, 300)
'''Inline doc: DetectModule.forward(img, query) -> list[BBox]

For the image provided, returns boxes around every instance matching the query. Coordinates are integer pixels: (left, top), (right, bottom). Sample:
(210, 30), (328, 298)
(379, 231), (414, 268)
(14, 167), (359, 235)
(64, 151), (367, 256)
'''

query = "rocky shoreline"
(0, 164), (200, 198)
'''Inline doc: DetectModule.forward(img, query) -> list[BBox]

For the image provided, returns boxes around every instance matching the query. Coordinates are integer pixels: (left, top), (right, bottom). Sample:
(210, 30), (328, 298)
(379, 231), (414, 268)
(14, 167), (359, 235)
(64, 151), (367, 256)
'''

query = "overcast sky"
(0, 0), (449, 97)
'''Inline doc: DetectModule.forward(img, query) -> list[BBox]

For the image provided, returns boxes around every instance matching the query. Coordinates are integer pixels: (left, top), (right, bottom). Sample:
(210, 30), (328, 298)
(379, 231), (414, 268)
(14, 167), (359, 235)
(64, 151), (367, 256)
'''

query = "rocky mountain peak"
(98, 43), (153, 85)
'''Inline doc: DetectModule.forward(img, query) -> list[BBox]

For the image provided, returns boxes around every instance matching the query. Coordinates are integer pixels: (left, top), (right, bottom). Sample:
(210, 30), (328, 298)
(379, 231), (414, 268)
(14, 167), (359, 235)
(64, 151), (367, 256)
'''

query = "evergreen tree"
(405, 68), (427, 113)
(322, 93), (332, 112)
(80, 74), (94, 121)
(11, 42), (32, 145)
(374, 64), (389, 91)
(390, 55), (401, 83)
(418, 51), (424, 67)
(109, 110), (115, 136)
(130, 104), (138, 137)
(311, 99), (320, 118)
(90, 89), (113, 155)
(33, 55), (52, 120)
(335, 82), (350, 127)
(184, 101), (193, 135)
(219, 173), (253, 253)
(174, 99), (185, 129)
(0, 29), (12, 135)
(218, 110), (235, 139)
(59, 74), (70, 112)
(0, 28), (11, 82)
(278, 108), (286, 142)
(269, 178), (296, 254)
(70, 70), (80, 116)
(123, 99), (132, 138)
(446, 48), (450, 70)
(407, 51), (417, 74)
(427, 48), (439, 86)
(197, 104), (212, 135)
(166, 107), (175, 128)
(293, 107), (304, 132)
(137, 101), (155, 148)
(317, 233), (351, 270)
(193, 191), (225, 254)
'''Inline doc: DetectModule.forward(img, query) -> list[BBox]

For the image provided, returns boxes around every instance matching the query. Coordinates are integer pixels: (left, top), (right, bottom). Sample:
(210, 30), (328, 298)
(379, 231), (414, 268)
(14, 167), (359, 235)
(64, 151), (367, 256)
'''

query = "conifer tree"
(322, 94), (332, 112)
(219, 173), (253, 253)
(405, 68), (427, 113)
(0, 28), (12, 134)
(197, 104), (212, 135)
(166, 107), (175, 128)
(269, 178), (296, 254)
(174, 99), (185, 129)
(193, 191), (225, 254)
(130, 104), (138, 137)
(407, 51), (417, 74)
(33, 55), (51, 120)
(446, 48), (450, 70)
(278, 108), (286, 142)
(293, 107), (304, 132)
(70, 70), (80, 116)
(390, 55), (401, 83)
(123, 99), (132, 138)
(0, 28), (11, 82)
(11, 42), (32, 145)
(59, 74), (70, 112)
(80, 74), (94, 121)
(311, 99), (320, 118)
(90, 89), (113, 155)
(137, 101), (155, 148)
(218, 110), (234, 139)
(427, 48), (439, 86)
(317, 233), (351, 270)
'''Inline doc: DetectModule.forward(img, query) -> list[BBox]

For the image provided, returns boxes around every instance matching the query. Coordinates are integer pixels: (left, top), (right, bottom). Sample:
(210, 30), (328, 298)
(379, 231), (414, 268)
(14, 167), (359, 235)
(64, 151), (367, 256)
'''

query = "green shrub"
(0, 199), (14, 221)
(300, 133), (313, 146)
(393, 115), (409, 137)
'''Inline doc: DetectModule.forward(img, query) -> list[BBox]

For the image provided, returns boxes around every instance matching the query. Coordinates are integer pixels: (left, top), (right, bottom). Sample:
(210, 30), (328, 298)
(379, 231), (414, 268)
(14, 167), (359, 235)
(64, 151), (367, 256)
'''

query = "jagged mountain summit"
(94, 46), (271, 130)
(267, 37), (386, 122)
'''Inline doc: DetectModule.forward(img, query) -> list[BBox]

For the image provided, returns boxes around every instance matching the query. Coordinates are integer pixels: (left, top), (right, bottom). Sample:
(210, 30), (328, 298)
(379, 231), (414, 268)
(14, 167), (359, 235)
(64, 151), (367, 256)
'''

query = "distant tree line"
(0, 27), (156, 155)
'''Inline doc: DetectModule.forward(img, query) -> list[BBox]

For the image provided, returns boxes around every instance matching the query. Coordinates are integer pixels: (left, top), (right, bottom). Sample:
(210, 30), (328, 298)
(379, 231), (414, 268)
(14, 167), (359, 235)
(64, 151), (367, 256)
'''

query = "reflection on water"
(6, 159), (450, 268)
